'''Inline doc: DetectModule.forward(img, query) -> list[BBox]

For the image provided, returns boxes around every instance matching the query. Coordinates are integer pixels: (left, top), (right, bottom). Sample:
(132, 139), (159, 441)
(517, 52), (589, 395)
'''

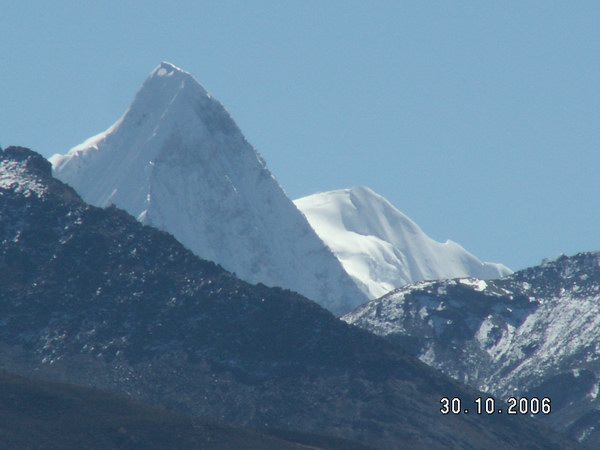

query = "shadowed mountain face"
(0, 370), (363, 450)
(0, 147), (578, 449)
(345, 252), (600, 445)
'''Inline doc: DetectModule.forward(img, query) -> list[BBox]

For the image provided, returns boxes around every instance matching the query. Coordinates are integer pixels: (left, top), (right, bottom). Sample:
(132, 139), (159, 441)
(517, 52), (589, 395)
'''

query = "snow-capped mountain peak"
(50, 64), (367, 315)
(320, 185), (428, 243)
(50, 61), (248, 218)
(295, 187), (511, 298)
(153, 61), (189, 77)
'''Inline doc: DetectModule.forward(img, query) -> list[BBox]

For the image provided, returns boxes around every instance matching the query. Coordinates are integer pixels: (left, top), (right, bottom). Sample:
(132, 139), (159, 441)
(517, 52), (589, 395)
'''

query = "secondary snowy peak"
(50, 63), (366, 315)
(295, 186), (511, 298)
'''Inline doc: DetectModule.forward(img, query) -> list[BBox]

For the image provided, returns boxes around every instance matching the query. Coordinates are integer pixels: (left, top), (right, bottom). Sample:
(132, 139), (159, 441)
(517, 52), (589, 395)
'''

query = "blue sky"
(2, 1), (599, 270)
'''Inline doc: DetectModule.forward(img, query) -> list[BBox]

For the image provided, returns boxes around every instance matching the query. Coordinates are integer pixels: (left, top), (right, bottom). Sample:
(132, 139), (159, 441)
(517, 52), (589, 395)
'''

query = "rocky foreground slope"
(0, 370), (366, 450)
(0, 146), (577, 449)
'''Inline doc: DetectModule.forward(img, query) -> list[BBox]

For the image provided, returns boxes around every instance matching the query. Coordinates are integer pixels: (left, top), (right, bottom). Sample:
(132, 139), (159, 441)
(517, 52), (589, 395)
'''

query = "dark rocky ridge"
(345, 252), (600, 446)
(0, 369), (373, 450)
(3, 146), (52, 174)
(0, 147), (578, 449)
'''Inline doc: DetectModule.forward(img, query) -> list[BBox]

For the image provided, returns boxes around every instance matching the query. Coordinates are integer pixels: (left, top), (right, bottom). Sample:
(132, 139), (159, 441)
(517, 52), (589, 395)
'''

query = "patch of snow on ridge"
(589, 383), (599, 401)
(459, 278), (488, 291)
(0, 159), (47, 197)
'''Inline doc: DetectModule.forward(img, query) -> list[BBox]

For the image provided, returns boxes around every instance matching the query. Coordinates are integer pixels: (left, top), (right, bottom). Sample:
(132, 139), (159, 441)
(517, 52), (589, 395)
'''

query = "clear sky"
(2, 1), (599, 271)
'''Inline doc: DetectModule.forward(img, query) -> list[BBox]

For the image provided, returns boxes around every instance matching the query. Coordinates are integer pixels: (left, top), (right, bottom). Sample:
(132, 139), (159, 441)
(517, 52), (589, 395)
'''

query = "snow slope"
(50, 62), (366, 315)
(294, 186), (511, 298)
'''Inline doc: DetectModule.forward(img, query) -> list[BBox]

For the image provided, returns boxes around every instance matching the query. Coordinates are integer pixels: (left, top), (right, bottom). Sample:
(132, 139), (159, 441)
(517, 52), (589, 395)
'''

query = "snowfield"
(295, 186), (511, 298)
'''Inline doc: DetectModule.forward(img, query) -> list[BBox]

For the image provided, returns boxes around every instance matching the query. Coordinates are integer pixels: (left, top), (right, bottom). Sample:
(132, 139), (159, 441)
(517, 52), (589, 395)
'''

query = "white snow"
(50, 62), (366, 315)
(459, 278), (488, 291)
(295, 187), (511, 298)
(0, 159), (47, 197)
